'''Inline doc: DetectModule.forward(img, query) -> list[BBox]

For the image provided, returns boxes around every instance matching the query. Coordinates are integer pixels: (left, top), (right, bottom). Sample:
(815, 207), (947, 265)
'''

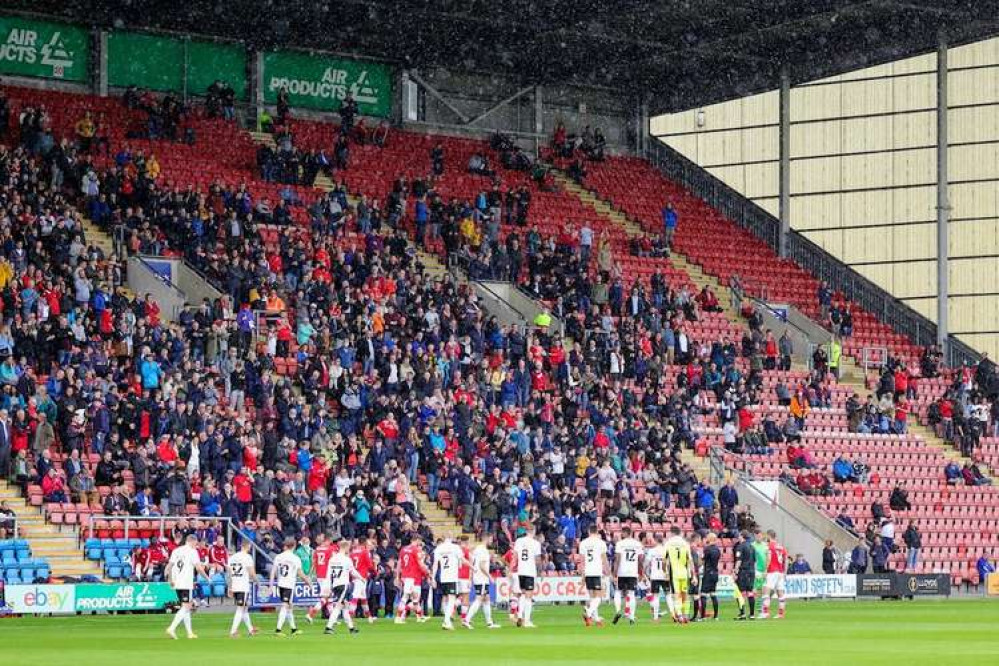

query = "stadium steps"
(0, 482), (104, 579)
(249, 130), (276, 149)
(415, 490), (464, 539)
(80, 216), (116, 258)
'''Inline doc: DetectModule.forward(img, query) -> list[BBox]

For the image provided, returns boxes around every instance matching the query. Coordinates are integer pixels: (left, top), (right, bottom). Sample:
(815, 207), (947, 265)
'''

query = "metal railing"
(862, 346), (889, 376)
(708, 445), (756, 485)
(646, 138), (981, 368)
(83, 515), (275, 565)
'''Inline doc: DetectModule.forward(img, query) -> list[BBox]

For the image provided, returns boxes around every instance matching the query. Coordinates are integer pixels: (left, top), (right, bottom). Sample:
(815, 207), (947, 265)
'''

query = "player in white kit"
(166, 534), (208, 640)
(577, 524), (610, 627)
(324, 538), (363, 635)
(270, 537), (310, 636)
(464, 532), (500, 629)
(643, 532), (670, 623)
(612, 526), (644, 625)
(512, 524), (543, 628)
(228, 541), (258, 637)
(432, 537), (469, 631)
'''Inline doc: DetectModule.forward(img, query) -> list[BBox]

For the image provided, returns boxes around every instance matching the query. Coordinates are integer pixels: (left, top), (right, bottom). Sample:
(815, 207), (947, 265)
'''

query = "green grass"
(1, 600), (997, 665)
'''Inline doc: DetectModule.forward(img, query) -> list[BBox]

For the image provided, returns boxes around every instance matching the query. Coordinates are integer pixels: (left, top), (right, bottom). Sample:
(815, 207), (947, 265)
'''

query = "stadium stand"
(0, 73), (996, 592)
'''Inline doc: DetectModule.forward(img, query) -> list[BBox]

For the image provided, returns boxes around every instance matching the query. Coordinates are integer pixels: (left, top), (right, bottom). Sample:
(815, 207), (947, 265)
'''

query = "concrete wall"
(127, 257), (186, 322)
(737, 478), (857, 571)
(174, 261), (222, 306)
(652, 37), (999, 359)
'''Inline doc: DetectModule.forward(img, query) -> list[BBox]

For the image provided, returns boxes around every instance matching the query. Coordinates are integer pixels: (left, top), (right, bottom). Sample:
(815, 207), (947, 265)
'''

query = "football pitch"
(2, 600), (996, 665)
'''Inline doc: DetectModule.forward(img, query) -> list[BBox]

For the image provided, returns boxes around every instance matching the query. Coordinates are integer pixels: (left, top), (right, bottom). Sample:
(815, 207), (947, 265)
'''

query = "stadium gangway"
(82, 514), (275, 564)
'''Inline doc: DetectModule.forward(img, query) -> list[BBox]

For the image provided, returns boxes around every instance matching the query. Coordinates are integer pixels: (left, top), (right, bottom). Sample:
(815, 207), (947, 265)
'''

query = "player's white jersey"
(326, 552), (356, 588)
(433, 540), (464, 584)
(167, 544), (201, 591)
(646, 545), (667, 581)
(513, 536), (542, 577)
(273, 551), (302, 589)
(471, 544), (492, 585)
(228, 551), (255, 593)
(579, 535), (608, 577)
(615, 537), (643, 577)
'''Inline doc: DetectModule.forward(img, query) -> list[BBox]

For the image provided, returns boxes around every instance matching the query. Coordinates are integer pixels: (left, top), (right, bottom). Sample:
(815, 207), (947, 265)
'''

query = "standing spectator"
(848, 538), (869, 573)
(822, 539), (839, 574)
(902, 521), (921, 571)
(871, 536), (891, 574)
(662, 201), (677, 245)
(817, 281), (833, 323)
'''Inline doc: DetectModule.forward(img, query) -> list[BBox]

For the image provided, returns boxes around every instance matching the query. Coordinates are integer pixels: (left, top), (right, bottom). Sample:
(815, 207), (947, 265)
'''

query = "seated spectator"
(786, 443), (815, 469)
(832, 455), (857, 483)
(889, 483), (911, 511)
(0, 501), (14, 539)
(944, 460), (962, 485)
(782, 416), (802, 443)
(789, 553), (812, 574)
(836, 510), (856, 533)
(68, 464), (99, 506)
(41, 468), (67, 503)
(962, 462), (992, 486)
(468, 152), (495, 178)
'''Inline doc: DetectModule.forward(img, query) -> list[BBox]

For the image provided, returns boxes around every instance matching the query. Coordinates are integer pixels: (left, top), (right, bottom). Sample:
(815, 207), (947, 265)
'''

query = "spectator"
(871, 536), (891, 573)
(848, 538), (869, 573)
(832, 455), (856, 483)
(889, 483), (911, 511)
(822, 539), (838, 574)
(789, 553), (812, 574)
(902, 521), (921, 571)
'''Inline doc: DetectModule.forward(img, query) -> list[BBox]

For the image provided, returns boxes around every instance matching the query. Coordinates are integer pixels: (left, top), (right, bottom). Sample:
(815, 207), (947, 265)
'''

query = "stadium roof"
(14, 0), (999, 113)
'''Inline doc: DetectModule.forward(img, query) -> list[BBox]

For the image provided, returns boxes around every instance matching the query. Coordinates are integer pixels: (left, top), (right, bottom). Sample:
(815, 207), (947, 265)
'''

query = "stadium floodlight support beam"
(778, 64), (791, 258)
(936, 34), (950, 354)
(96, 29), (108, 97)
(466, 85), (535, 127)
(253, 51), (264, 128)
(406, 70), (471, 124)
(534, 85), (543, 156)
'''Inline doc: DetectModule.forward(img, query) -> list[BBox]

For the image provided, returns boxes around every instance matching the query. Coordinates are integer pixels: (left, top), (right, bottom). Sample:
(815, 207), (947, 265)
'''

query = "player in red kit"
(456, 535), (472, 626)
(395, 535), (430, 624)
(503, 547), (520, 624)
(306, 533), (339, 623)
(349, 538), (376, 623)
(760, 530), (788, 619)
(208, 535), (229, 574)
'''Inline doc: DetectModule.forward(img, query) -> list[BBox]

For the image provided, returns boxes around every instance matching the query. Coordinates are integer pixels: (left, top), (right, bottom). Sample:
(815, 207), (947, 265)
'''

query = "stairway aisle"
(0, 481), (104, 579)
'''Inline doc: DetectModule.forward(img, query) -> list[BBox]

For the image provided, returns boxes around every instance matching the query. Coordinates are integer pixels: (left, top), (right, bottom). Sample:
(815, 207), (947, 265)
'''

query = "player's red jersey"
(208, 544), (228, 566)
(313, 544), (338, 580)
(458, 546), (471, 581)
(399, 543), (425, 582)
(503, 548), (517, 575)
(767, 542), (788, 574)
(350, 545), (374, 579)
(197, 545), (209, 563)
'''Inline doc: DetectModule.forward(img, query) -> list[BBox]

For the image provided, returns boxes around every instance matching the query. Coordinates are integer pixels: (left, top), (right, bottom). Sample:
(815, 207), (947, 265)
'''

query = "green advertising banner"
(0, 15), (89, 82)
(108, 31), (247, 99)
(108, 31), (183, 92)
(187, 40), (247, 100)
(74, 582), (177, 612)
(262, 51), (392, 117)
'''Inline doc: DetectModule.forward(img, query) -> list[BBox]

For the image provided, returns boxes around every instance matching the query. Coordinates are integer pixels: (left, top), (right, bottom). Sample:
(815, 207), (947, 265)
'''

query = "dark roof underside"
(10, 0), (999, 113)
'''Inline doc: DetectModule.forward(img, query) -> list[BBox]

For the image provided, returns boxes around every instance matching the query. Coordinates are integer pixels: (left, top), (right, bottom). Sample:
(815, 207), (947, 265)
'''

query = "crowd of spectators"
(0, 87), (787, 587)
